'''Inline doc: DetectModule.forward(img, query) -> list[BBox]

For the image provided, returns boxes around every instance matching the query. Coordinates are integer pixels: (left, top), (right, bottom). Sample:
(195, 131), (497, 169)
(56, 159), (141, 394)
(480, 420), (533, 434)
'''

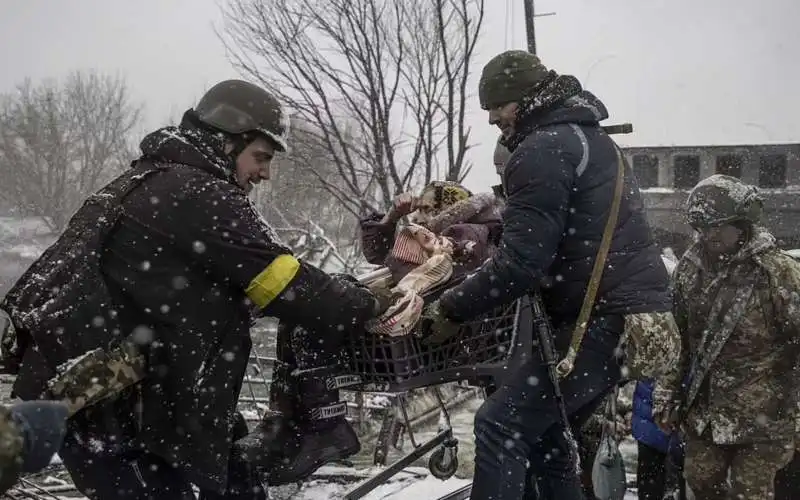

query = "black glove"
(369, 284), (396, 317)
(330, 272), (391, 318)
(9, 401), (69, 473)
(421, 299), (462, 345)
(331, 272), (361, 285)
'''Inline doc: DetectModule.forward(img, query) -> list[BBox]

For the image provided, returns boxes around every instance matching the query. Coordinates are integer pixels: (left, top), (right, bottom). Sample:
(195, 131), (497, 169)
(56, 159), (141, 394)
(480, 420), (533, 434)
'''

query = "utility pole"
(523, 0), (537, 55)
(521, 0), (633, 135)
(522, 1), (556, 56)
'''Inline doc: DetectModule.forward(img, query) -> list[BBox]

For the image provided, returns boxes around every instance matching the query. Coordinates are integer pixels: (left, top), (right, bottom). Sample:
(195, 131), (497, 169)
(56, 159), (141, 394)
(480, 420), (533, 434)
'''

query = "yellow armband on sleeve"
(245, 254), (301, 309)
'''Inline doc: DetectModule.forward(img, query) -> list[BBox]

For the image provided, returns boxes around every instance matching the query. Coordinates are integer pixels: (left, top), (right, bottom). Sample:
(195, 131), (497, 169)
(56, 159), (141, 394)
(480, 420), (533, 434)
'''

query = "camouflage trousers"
(684, 431), (794, 499)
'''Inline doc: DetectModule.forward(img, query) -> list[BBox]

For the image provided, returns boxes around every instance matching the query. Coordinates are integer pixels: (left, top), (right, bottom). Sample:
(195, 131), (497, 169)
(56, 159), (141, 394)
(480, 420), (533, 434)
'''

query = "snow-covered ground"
(270, 397), (644, 499)
(272, 467), (472, 499)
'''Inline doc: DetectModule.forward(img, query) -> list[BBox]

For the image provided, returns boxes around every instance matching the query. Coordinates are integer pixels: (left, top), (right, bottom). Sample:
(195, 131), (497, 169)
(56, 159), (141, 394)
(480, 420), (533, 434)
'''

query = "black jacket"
(440, 83), (670, 323)
(4, 124), (377, 491)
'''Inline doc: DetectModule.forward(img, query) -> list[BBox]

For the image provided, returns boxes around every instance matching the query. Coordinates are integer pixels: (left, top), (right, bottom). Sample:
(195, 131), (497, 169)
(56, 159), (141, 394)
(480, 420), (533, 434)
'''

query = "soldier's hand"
(421, 299), (461, 345)
(655, 408), (679, 434)
(369, 283), (401, 317)
(651, 385), (679, 433)
(600, 410), (631, 442)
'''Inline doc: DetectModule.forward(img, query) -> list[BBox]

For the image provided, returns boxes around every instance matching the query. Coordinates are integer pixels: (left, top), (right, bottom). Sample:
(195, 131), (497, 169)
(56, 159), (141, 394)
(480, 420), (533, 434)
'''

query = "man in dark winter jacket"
(424, 50), (671, 499)
(0, 80), (388, 499)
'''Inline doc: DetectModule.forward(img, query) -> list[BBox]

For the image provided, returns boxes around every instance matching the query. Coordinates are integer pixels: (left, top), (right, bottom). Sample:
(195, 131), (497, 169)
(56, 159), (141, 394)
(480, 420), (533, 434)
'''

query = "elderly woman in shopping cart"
(420, 50), (672, 500)
(358, 181), (504, 337)
(360, 181), (503, 283)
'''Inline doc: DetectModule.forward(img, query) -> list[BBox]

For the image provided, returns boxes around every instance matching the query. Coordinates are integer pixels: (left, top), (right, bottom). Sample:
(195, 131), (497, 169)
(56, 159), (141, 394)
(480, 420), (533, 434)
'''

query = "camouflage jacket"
(622, 310), (681, 386)
(620, 256), (682, 385)
(673, 228), (800, 444)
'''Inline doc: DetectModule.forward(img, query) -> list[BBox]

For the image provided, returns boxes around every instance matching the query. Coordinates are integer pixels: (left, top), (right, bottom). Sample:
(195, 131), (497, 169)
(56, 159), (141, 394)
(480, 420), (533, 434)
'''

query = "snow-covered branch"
(218, 0), (485, 215)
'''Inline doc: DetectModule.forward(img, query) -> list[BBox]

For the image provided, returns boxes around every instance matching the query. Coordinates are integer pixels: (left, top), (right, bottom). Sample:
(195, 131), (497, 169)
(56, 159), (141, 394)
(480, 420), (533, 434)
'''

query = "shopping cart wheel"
(428, 442), (459, 480)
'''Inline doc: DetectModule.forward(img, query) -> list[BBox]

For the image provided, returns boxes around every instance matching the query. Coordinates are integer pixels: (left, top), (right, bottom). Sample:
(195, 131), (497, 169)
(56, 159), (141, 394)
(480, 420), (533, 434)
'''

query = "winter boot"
(234, 323), (362, 485)
(233, 360), (298, 469)
(264, 365), (363, 486)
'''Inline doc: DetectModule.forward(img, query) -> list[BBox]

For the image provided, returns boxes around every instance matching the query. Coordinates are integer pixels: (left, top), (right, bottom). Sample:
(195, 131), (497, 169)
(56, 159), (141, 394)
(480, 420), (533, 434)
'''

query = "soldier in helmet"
(661, 174), (800, 498)
(0, 80), (390, 498)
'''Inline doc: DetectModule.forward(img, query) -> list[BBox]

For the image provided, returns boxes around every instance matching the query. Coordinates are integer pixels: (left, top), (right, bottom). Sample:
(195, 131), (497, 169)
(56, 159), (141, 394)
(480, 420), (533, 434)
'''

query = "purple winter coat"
(359, 193), (503, 284)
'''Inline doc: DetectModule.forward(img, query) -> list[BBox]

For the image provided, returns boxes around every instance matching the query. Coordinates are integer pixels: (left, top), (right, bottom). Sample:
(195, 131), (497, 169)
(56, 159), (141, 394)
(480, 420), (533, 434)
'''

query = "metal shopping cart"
(339, 273), (535, 499)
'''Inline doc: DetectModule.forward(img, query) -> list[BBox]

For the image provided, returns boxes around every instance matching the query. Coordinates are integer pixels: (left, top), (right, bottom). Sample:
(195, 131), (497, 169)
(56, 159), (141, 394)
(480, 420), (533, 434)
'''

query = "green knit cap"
(478, 50), (549, 110)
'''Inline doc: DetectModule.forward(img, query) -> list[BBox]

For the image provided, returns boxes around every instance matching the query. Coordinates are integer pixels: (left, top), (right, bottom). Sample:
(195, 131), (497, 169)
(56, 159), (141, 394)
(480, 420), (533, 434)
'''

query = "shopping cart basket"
(340, 276), (534, 499)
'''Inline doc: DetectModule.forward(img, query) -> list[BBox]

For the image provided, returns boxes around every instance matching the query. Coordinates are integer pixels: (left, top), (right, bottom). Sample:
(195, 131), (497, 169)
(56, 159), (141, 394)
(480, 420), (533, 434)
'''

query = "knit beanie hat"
(478, 50), (549, 110)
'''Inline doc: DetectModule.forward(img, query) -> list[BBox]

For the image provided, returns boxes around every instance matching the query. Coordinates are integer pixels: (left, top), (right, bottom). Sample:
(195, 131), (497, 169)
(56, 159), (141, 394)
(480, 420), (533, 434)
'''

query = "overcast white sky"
(1, 0), (798, 191)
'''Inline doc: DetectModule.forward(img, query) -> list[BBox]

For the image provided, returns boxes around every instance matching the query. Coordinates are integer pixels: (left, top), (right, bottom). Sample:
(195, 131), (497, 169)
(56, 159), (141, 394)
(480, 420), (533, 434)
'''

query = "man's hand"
(601, 411), (631, 442)
(421, 299), (461, 345)
(651, 384), (680, 433)
(452, 240), (477, 261)
(370, 284), (397, 317)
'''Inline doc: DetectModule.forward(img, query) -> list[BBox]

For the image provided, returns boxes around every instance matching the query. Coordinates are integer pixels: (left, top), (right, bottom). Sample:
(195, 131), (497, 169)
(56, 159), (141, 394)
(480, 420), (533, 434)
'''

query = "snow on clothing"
(673, 228), (800, 445)
(2, 122), (378, 493)
(359, 191), (503, 283)
(60, 412), (258, 499)
(673, 175), (800, 497)
(471, 315), (623, 499)
(631, 256), (681, 453)
(438, 74), (671, 324)
(438, 73), (669, 499)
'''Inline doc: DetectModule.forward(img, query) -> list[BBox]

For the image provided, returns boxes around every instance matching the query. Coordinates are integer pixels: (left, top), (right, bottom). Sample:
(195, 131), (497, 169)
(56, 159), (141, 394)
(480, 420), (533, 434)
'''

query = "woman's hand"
(384, 192), (416, 223)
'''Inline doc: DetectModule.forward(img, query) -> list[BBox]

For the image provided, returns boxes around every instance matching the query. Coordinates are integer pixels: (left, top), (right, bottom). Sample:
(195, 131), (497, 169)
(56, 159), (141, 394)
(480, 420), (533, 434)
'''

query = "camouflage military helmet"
(686, 174), (763, 229)
(195, 79), (289, 152)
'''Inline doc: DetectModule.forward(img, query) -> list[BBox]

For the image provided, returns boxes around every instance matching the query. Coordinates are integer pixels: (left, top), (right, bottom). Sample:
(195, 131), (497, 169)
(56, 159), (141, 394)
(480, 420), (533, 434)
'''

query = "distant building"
(621, 143), (800, 253)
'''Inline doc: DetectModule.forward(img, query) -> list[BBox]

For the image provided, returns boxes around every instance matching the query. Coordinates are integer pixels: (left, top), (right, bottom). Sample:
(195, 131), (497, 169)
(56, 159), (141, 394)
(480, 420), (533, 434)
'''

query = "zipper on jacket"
(131, 461), (147, 487)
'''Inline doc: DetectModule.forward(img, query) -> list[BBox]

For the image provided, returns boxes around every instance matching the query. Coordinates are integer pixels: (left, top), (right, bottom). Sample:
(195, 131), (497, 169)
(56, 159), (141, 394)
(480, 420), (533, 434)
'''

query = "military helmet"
(685, 174), (763, 229)
(195, 80), (289, 152)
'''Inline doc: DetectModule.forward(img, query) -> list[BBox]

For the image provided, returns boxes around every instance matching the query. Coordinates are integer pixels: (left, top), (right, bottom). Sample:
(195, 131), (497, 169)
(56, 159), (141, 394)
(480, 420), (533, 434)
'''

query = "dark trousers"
(773, 448), (800, 500)
(469, 315), (623, 500)
(59, 413), (266, 500)
(637, 439), (687, 500)
(637, 442), (668, 500)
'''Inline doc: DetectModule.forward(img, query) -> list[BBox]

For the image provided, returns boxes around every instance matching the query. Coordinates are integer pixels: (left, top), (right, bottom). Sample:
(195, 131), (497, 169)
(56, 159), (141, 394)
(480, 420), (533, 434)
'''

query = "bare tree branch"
(249, 121), (366, 272)
(0, 71), (141, 231)
(218, 0), (484, 217)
